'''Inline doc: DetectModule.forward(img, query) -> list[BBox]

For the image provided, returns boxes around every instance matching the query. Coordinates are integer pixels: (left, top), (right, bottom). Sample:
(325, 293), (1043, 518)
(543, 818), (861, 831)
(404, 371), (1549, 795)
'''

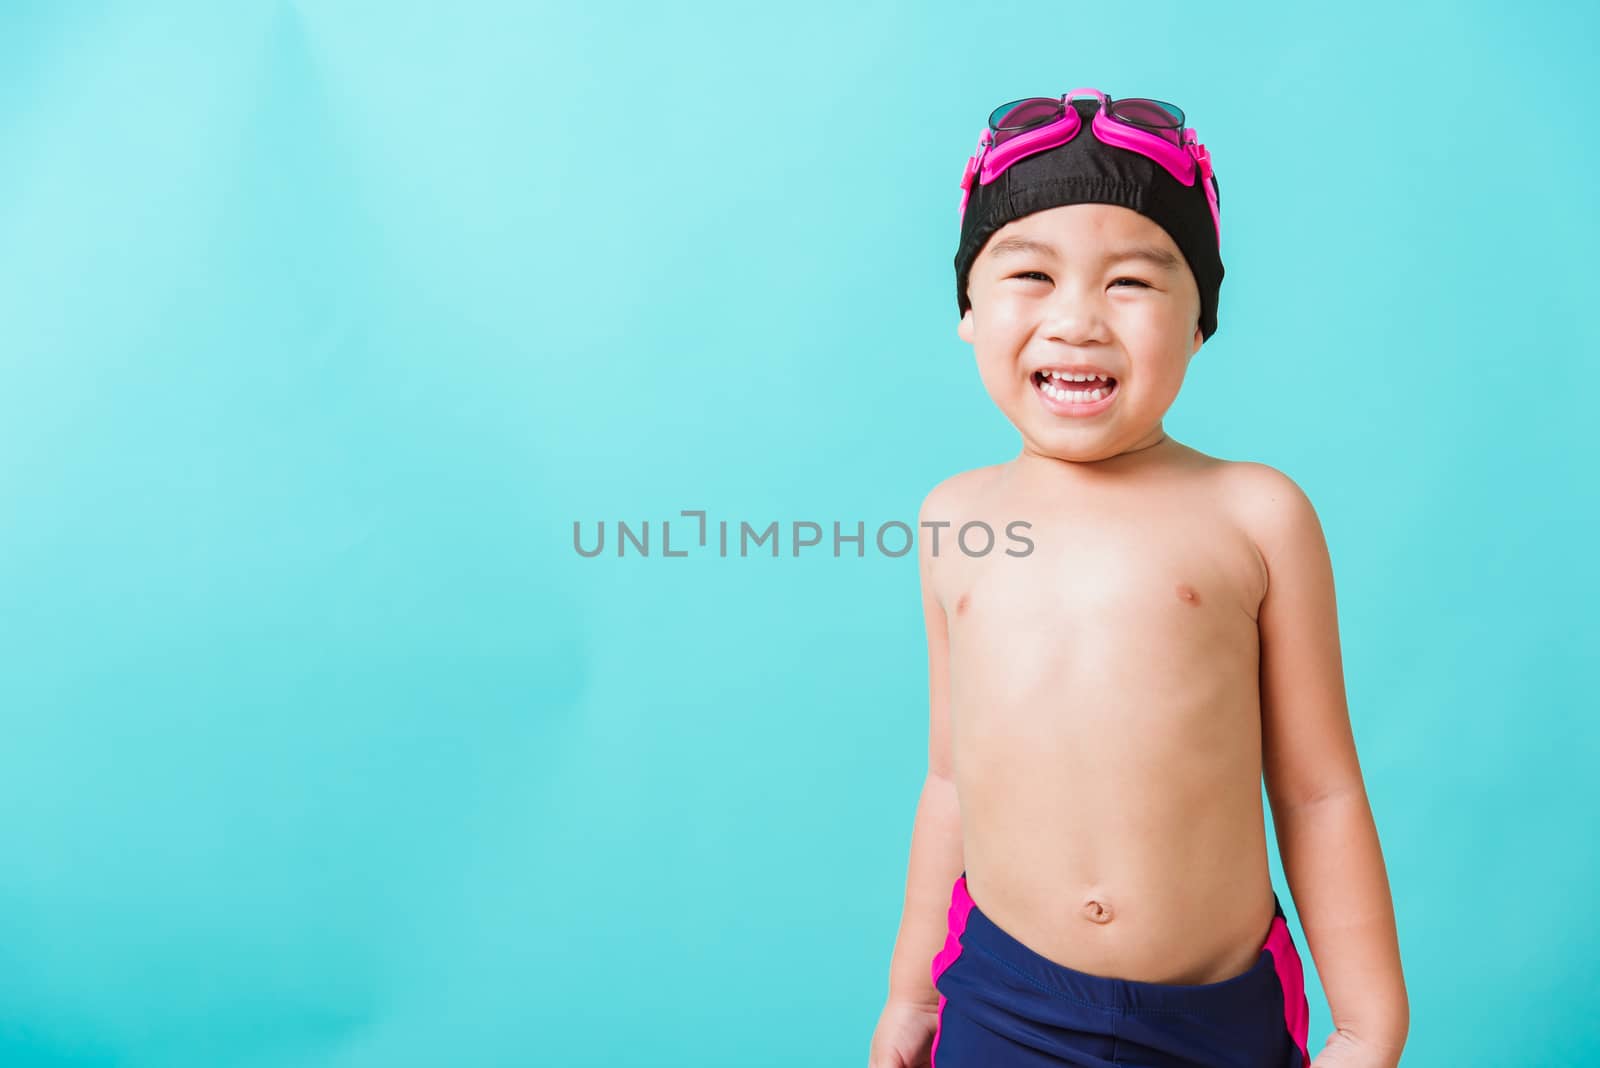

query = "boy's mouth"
(1031, 368), (1119, 410)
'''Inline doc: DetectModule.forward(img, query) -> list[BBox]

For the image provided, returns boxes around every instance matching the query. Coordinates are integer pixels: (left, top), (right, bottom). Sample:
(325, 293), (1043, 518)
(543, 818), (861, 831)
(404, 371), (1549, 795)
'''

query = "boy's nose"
(1039, 302), (1112, 345)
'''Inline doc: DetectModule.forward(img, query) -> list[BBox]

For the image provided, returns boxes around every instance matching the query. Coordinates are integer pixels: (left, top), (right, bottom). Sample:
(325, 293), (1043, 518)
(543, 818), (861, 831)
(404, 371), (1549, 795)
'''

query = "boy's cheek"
(973, 357), (1032, 414)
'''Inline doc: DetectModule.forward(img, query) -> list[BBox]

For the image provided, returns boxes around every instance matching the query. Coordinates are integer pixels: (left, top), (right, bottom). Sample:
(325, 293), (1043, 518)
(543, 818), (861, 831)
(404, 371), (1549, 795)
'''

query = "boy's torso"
(929, 443), (1278, 986)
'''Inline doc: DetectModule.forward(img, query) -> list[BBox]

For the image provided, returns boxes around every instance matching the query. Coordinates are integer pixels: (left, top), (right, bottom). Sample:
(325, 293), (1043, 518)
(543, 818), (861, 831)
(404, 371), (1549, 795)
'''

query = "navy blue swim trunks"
(930, 872), (1311, 1067)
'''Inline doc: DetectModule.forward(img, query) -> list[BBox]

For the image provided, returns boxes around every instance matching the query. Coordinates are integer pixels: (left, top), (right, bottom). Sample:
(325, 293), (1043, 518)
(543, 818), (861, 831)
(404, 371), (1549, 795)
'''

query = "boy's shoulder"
(1215, 459), (1319, 520)
(916, 464), (1005, 524)
(1214, 459), (1328, 570)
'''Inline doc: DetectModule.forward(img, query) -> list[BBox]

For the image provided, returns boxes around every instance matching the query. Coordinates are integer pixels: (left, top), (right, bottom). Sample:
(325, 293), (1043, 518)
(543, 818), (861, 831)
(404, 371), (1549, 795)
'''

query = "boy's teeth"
(1036, 370), (1114, 402)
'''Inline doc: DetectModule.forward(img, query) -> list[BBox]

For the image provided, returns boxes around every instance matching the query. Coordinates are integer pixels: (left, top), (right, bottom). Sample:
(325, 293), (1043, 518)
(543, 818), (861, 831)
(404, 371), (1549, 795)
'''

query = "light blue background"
(2, 2), (1595, 1065)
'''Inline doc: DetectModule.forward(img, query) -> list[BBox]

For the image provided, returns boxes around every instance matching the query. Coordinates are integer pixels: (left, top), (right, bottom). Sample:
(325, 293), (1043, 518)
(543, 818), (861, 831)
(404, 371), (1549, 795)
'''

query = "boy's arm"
(882, 489), (965, 1010)
(1243, 465), (1410, 1067)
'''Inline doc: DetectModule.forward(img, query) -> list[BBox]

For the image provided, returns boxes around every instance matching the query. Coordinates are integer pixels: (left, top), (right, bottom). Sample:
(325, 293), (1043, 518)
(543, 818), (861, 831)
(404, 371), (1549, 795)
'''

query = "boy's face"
(958, 203), (1205, 463)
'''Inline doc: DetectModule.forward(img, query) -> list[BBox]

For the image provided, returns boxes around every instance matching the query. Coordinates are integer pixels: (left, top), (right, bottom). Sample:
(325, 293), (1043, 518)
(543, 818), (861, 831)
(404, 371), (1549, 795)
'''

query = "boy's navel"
(955, 592), (971, 615)
(1082, 898), (1115, 924)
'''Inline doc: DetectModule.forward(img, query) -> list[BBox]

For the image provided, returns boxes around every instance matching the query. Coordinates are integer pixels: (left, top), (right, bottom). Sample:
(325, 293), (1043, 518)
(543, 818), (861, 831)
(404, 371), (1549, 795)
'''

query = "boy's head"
(952, 95), (1225, 461)
(954, 97), (1224, 339)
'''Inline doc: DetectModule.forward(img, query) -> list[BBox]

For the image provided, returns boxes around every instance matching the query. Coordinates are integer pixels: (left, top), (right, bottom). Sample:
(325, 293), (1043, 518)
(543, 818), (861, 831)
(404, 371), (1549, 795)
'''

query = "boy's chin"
(1019, 432), (1108, 462)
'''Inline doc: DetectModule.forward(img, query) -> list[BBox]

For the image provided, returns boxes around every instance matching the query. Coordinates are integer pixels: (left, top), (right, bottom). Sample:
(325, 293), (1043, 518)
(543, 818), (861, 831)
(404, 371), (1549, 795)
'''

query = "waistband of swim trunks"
(955, 880), (1286, 1015)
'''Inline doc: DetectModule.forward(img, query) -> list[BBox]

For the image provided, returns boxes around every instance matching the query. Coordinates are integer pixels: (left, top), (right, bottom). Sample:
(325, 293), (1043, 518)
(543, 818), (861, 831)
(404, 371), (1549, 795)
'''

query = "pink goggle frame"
(959, 87), (1219, 246)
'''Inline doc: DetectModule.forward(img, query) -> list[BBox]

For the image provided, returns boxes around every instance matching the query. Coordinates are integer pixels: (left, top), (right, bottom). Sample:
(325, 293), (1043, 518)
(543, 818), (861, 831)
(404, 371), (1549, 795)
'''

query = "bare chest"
(935, 507), (1266, 726)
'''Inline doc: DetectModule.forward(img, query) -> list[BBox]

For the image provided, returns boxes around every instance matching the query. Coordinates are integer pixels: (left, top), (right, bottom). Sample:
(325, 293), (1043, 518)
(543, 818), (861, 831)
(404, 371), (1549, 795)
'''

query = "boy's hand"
(1309, 1027), (1404, 1068)
(868, 999), (941, 1068)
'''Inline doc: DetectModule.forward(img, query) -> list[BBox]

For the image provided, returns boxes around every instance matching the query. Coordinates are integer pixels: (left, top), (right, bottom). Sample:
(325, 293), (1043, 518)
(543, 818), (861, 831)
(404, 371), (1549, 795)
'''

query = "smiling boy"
(868, 91), (1409, 1068)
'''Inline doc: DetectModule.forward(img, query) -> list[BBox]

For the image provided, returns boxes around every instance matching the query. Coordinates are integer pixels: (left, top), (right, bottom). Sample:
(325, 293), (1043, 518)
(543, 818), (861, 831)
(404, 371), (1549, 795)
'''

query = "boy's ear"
(957, 308), (974, 344)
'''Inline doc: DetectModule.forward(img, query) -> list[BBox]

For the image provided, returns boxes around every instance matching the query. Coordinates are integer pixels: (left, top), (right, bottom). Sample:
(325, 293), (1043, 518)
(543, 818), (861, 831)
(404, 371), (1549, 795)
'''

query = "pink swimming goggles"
(958, 87), (1220, 245)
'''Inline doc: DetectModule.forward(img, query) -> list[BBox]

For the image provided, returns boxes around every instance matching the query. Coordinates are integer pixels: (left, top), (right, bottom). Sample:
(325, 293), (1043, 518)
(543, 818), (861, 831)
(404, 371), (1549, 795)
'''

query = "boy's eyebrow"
(985, 235), (1182, 272)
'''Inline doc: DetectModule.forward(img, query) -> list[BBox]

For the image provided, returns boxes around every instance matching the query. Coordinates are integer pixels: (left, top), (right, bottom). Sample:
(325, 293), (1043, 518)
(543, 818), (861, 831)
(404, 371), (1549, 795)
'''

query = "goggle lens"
(988, 97), (1065, 145)
(1108, 96), (1186, 145)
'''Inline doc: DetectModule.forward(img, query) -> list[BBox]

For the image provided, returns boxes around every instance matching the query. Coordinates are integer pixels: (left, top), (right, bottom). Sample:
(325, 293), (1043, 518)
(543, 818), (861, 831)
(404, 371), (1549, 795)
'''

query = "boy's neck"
(1015, 431), (1180, 478)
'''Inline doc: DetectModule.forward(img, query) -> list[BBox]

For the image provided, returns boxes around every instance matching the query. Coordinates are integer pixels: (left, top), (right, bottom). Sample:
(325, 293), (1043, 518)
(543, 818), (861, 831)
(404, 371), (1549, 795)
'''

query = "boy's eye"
(1008, 271), (1151, 289)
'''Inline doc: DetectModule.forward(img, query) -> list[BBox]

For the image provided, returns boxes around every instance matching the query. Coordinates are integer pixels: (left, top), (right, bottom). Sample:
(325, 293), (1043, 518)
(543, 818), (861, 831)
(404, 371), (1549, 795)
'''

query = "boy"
(868, 90), (1409, 1068)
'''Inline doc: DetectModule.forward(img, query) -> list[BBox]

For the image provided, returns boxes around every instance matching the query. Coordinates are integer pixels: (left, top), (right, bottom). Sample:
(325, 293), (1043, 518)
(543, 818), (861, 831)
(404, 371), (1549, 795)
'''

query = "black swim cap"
(954, 99), (1225, 341)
